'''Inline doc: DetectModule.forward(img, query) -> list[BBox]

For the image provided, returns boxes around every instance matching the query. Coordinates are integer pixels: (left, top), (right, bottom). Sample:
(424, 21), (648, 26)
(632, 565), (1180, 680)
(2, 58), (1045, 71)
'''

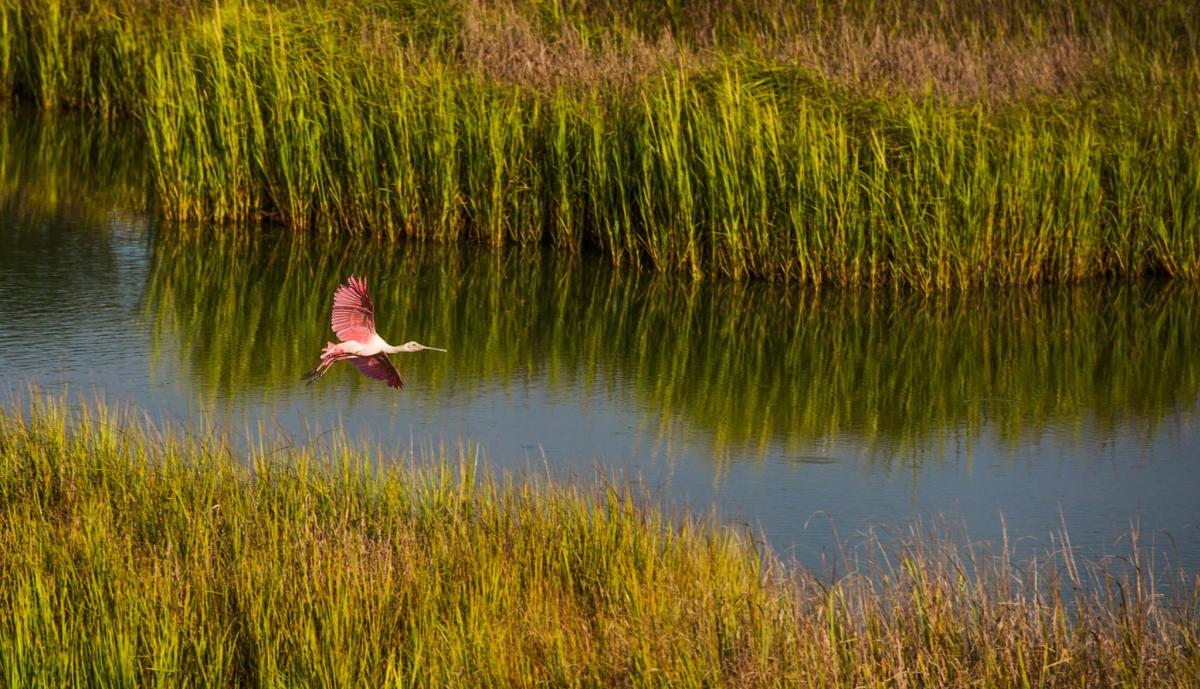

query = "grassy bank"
(1, 0), (1199, 287)
(1, 393), (1198, 686)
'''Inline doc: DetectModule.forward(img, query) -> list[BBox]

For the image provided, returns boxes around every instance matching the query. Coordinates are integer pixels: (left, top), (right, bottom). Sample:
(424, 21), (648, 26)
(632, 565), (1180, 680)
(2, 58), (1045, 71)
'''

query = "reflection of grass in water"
(629, 279), (1200, 462)
(0, 110), (151, 337)
(147, 233), (1200, 463)
(0, 108), (147, 222)
(2, 393), (1197, 686)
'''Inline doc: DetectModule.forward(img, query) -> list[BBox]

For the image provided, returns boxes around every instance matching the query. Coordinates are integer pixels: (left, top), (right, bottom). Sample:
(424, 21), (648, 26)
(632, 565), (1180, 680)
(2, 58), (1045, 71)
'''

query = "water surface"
(2, 111), (1198, 571)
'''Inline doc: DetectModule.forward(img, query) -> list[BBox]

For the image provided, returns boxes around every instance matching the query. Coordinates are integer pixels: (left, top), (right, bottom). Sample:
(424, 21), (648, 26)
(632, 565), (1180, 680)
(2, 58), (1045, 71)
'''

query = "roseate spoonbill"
(302, 276), (445, 389)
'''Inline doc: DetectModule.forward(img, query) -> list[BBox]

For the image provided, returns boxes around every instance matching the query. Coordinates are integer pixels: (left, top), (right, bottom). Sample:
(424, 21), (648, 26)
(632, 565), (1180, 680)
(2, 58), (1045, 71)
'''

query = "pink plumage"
(330, 275), (376, 343)
(350, 355), (404, 388)
(302, 275), (446, 388)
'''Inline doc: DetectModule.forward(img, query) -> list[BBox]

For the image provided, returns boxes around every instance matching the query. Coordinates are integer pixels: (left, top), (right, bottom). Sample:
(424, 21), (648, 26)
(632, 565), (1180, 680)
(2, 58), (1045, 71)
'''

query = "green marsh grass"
(1, 392), (1198, 686)
(2, 0), (1198, 287)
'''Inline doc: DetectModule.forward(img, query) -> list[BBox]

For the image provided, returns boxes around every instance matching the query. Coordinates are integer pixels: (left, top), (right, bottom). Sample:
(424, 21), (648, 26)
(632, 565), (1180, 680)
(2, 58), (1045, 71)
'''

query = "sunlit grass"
(1, 0), (1198, 287)
(1, 392), (1197, 686)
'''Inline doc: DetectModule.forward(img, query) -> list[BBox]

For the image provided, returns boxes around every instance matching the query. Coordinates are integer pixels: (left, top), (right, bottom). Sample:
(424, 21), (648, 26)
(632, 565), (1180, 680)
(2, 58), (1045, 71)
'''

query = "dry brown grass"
(27, 0), (1189, 102)
(449, 0), (1184, 102)
(458, 1), (686, 91)
(780, 23), (1093, 102)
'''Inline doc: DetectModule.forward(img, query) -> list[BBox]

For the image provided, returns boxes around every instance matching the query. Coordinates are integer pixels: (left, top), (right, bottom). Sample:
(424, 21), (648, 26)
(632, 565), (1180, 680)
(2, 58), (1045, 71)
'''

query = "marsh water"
(3, 111), (1199, 571)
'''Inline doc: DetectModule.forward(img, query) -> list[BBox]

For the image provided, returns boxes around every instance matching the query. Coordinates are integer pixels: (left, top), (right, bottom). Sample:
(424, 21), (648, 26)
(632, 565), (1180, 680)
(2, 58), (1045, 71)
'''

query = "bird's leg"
(301, 358), (334, 384)
(302, 343), (352, 384)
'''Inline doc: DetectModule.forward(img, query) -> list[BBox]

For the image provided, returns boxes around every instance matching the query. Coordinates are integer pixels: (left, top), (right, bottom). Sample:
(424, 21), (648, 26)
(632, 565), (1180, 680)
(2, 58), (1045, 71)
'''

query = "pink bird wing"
(331, 276), (376, 342)
(350, 354), (405, 389)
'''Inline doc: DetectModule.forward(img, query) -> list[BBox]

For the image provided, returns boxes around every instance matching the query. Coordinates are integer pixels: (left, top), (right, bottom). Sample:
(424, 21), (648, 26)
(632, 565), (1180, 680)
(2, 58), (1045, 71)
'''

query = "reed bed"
(0, 392), (1197, 686)
(1, 0), (1198, 288)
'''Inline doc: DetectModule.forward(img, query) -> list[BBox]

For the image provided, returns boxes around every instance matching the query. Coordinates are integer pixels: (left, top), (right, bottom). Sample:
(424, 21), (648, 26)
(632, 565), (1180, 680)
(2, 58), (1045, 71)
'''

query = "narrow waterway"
(2, 110), (1197, 572)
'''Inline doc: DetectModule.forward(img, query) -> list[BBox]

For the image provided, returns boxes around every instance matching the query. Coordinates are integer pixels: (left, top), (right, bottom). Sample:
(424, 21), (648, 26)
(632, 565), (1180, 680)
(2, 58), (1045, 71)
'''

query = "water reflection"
(145, 232), (1200, 466)
(0, 110), (152, 389)
(0, 106), (147, 221)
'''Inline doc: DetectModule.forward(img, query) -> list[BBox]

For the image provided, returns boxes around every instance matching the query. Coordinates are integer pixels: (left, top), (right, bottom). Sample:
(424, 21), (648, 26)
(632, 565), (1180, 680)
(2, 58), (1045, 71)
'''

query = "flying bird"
(302, 276), (445, 388)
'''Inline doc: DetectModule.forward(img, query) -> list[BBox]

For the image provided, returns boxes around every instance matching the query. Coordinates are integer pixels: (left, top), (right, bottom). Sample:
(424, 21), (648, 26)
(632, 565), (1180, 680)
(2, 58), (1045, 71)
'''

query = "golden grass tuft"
(1, 392), (1198, 686)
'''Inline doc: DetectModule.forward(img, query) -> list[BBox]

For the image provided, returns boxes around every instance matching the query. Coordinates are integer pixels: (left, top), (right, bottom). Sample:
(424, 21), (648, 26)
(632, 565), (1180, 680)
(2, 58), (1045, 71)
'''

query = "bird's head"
(399, 341), (447, 353)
